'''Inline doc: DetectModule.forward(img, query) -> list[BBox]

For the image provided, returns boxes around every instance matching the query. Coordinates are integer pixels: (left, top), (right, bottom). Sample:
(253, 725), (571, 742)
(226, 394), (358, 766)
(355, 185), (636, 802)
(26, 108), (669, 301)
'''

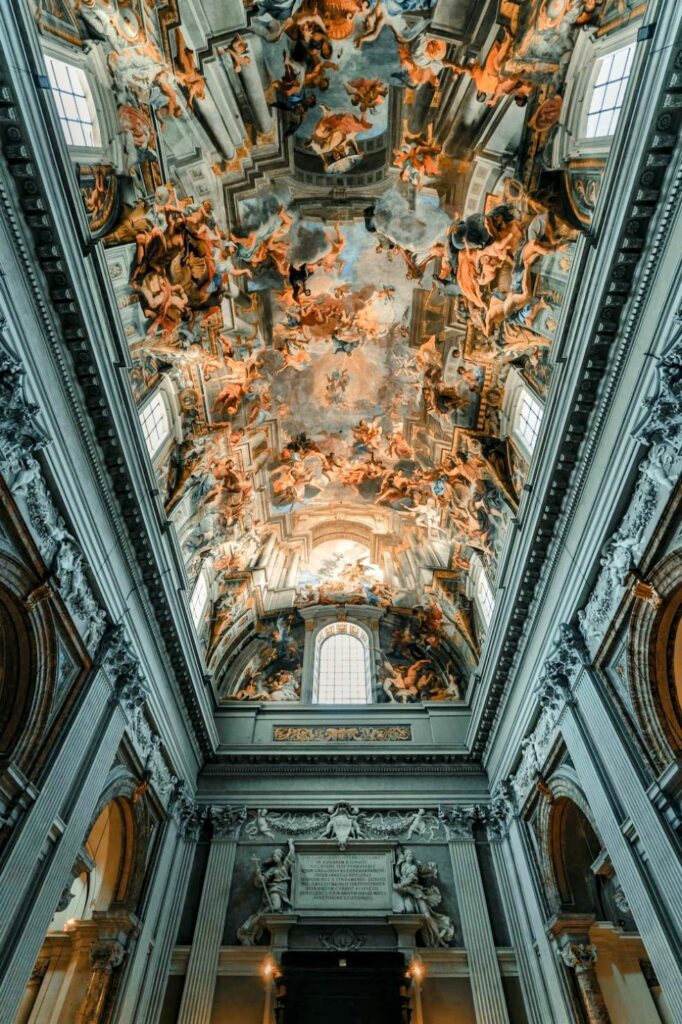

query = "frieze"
(243, 803), (444, 846)
(0, 341), (107, 653)
(272, 725), (412, 743)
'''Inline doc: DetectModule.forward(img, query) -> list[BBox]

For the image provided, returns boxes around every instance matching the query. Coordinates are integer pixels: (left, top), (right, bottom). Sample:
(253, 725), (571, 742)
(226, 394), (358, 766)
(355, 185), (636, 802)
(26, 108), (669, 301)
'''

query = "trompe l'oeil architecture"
(0, 0), (680, 1022)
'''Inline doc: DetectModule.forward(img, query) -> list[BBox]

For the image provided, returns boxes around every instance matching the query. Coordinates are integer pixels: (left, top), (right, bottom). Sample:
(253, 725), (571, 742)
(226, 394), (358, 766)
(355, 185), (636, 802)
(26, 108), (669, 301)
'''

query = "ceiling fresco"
(35, 0), (632, 701)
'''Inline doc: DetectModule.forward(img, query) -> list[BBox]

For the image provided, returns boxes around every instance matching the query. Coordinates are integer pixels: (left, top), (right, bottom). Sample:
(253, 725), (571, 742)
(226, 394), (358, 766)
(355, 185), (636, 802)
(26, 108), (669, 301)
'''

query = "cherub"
(345, 77), (388, 113)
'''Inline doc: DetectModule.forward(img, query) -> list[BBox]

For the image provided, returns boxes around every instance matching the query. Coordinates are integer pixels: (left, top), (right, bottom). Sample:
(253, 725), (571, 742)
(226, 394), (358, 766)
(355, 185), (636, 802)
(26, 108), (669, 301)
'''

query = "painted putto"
(34, 0), (636, 699)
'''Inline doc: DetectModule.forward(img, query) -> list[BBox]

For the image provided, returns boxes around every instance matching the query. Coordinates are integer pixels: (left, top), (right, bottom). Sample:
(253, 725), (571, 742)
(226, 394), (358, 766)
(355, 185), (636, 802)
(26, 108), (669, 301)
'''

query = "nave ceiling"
(33, 0), (632, 704)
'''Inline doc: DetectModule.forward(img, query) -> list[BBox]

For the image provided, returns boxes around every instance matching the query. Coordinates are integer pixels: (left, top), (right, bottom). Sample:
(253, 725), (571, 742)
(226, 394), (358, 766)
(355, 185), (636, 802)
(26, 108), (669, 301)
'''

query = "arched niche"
(535, 769), (604, 916)
(50, 772), (150, 933)
(628, 551), (682, 772)
(0, 553), (57, 776)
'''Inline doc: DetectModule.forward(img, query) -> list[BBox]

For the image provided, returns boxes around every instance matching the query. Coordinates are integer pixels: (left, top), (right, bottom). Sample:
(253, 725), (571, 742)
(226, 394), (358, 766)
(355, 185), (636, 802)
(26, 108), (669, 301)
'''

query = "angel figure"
(345, 77), (388, 113)
(381, 659), (430, 702)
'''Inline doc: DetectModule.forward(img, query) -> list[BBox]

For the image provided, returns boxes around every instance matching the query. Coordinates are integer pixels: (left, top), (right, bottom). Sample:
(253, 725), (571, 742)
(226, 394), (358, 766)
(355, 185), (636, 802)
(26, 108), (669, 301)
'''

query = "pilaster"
(135, 789), (200, 1024)
(176, 806), (246, 1024)
(439, 806), (510, 1024)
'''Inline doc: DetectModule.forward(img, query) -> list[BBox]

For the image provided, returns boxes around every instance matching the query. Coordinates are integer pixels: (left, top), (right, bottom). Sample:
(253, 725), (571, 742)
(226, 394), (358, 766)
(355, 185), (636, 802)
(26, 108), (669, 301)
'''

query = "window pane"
(585, 43), (635, 139)
(477, 572), (495, 624)
(190, 572), (209, 625)
(516, 389), (543, 453)
(314, 625), (370, 704)
(139, 391), (170, 458)
(44, 55), (99, 149)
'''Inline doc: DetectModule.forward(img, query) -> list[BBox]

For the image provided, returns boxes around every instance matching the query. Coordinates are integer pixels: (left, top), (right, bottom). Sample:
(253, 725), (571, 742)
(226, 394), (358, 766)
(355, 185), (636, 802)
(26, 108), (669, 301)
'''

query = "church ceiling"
(35, 0), (631, 699)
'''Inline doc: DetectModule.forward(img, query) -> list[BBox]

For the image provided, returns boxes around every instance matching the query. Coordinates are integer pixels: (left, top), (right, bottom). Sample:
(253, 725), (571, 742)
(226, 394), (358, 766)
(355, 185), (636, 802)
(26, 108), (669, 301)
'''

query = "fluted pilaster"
(440, 807), (509, 1024)
(176, 807), (245, 1024)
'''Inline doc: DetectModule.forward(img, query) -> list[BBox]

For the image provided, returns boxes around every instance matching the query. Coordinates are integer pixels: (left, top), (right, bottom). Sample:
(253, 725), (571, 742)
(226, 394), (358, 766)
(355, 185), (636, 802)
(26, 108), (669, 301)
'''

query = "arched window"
(313, 622), (371, 704)
(44, 55), (100, 149)
(139, 389), (171, 459)
(189, 569), (209, 627)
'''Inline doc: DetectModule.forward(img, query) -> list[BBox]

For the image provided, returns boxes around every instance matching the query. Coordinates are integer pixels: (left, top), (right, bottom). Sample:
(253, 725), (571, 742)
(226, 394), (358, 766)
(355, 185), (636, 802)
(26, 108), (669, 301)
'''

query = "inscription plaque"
(293, 848), (393, 912)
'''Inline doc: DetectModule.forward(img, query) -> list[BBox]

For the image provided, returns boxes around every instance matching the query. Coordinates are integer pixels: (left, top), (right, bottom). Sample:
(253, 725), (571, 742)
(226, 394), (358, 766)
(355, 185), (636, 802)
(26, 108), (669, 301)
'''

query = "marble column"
(560, 943), (611, 1024)
(116, 797), (200, 1024)
(487, 822), (556, 1024)
(176, 806), (246, 1024)
(0, 647), (146, 1021)
(77, 940), (126, 1024)
(439, 807), (510, 1024)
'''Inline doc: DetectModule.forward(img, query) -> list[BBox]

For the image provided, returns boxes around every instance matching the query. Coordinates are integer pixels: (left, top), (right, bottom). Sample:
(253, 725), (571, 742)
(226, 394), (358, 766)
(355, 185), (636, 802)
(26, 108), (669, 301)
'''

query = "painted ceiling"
(36, 0), (628, 702)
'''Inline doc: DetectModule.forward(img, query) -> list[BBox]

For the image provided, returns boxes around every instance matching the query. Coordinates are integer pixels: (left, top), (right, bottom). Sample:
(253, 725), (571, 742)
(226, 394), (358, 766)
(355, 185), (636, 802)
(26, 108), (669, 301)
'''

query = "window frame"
(476, 570), (495, 627)
(514, 385), (544, 459)
(189, 569), (210, 628)
(582, 41), (636, 142)
(312, 621), (372, 705)
(39, 41), (119, 167)
(139, 388), (172, 461)
(552, 24), (641, 165)
(43, 54), (101, 151)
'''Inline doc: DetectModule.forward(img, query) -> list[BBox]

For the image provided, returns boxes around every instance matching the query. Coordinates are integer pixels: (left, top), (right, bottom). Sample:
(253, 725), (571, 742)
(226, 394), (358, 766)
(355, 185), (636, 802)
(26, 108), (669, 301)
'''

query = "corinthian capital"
(561, 943), (598, 974)
(90, 941), (126, 974)
(210, 805), (247, 840)
(438, 804), (476, 840)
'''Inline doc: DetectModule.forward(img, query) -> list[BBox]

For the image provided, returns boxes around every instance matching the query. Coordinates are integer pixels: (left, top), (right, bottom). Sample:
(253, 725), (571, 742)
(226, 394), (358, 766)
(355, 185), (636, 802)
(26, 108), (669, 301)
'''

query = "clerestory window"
(313, 622), (371, 704)
(584, 43), (635, 139)
(44, 55), (100, 149)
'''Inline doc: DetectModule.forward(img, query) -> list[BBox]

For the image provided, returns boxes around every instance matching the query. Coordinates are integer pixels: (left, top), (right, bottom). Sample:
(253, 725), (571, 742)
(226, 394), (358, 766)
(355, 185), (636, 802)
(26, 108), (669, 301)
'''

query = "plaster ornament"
(319, 927), (366, 952)
(579, 331), (682, 648)
(321, 803), (363, 847)
(237, 841), (296, 946)
(392, 847), (455, 947)
(210, 805), (247, 840)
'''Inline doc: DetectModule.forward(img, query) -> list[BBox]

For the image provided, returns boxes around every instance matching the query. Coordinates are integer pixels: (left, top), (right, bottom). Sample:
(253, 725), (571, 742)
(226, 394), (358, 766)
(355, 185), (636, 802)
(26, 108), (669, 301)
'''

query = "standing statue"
(392, 848), (455, 947)
(237, 841), (295, 945)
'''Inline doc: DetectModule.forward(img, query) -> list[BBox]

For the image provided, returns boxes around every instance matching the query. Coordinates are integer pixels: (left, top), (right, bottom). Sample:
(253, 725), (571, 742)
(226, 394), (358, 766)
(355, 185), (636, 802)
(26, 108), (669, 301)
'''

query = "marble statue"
(237, 841), (295, 945)
(392, 847), (455, 947)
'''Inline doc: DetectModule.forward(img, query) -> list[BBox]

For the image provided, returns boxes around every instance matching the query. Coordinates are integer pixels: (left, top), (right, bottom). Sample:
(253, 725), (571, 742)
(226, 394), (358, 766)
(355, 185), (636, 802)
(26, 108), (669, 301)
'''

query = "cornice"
(202, 756), (483, 774)
(0, 17), (213, 756)
(471, 20), (682, 760)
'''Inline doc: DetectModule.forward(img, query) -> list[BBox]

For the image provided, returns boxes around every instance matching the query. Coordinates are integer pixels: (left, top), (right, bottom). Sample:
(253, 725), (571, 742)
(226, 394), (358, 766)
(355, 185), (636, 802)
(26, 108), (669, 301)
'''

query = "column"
(115, 796), (200, 1024)
(560, 943), (611, 1024)
(487, 822), (556, 1024)
(439, 807), (510, 1024)
(544, 655), (682, 1022)
(77, 940), (126, 1024)
(176, 806), (245, 1024)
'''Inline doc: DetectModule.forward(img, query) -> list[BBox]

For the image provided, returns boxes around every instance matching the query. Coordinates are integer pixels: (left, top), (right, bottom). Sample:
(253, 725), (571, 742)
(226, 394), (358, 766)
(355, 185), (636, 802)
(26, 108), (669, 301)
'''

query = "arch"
(52, 769), (150, 931)
(535, 768), (603, 915)
(0, 552), (57, 774)
(628, 550), (682, 771)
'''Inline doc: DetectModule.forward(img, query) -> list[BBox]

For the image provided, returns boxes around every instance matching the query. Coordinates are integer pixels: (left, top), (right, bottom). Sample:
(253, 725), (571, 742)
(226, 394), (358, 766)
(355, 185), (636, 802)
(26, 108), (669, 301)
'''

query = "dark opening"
(278, 951), (410, 1024)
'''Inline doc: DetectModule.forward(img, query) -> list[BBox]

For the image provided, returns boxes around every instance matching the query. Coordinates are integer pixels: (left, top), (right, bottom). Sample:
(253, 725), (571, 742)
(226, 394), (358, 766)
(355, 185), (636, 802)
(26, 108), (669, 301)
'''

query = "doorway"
(278, 951), (410, 1024)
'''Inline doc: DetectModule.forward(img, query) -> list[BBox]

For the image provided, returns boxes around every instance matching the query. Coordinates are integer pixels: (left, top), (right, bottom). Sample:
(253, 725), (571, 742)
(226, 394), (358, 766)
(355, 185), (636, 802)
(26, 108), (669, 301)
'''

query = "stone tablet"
(293, 849), (393, 912)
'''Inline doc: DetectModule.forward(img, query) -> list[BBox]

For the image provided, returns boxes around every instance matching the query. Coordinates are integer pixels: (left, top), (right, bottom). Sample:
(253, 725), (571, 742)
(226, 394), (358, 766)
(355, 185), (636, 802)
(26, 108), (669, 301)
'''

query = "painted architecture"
(0, 0), (680, 1020)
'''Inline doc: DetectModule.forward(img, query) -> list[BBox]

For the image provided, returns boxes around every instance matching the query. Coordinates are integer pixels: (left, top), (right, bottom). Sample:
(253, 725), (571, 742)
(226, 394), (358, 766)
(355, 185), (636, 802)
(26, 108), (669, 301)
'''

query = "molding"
(0, 14), (213, 756)
(473, 13), (682, 760)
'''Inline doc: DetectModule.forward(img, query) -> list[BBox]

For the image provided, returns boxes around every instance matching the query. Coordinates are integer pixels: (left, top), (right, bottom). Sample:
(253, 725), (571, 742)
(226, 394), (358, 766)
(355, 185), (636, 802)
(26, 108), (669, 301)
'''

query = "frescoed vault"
(33, 0), (638, 700)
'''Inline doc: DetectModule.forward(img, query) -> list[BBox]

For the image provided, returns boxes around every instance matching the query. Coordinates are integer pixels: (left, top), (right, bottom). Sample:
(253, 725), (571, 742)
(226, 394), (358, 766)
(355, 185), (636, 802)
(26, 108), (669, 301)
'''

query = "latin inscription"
(294, 852), (392, 911)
